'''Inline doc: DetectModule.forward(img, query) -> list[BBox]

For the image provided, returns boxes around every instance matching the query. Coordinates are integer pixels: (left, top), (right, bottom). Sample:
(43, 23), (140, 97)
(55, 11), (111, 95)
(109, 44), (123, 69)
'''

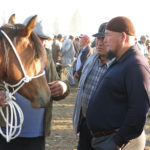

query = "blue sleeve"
(114, 64), (150, 147)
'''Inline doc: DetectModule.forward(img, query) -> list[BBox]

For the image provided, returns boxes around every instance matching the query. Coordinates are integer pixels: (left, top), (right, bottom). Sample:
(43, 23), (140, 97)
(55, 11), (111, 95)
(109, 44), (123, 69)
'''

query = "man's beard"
(106, 50), (116, 59)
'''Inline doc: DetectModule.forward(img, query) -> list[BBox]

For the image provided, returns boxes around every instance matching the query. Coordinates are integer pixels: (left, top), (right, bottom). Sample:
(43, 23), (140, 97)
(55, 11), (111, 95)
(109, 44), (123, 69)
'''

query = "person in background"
(137, 35), (148, 56)
(61, 35), (75, 86)
(90, 38), (96, 53)
(52, 34), (63, 64)
(0, 18), (70, 150)
(146, 39), (150, 53)
(86, 16), (150, 150)
(74, 35), (90, 80)
(73, 37), (80, 57)
(73, 22), (115, 150)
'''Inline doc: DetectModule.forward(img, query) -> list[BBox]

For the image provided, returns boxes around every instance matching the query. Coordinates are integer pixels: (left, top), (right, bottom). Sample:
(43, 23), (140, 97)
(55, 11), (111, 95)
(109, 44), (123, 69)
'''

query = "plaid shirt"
(73, 53), (115, 133)
(81, 58), (115, 117)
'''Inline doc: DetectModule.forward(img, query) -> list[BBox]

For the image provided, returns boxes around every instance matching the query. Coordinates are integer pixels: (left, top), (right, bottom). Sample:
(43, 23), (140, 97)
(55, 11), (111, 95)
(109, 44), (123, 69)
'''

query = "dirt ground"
(45, 86), (150, 150)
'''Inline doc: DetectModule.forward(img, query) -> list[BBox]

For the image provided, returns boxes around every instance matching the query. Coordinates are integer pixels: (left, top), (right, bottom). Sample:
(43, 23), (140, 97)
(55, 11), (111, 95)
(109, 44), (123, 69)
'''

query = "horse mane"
(0, 23), (47, 71)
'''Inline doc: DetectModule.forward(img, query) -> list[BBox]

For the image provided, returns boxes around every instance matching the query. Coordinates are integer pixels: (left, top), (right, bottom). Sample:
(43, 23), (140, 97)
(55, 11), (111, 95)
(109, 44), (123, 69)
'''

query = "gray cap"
(93, 22), (107, 37)
(34, 21), (53, 39)
(57, 34), (62, 39)
(24, 16), (53, 39)
(140, 35), (147, 41)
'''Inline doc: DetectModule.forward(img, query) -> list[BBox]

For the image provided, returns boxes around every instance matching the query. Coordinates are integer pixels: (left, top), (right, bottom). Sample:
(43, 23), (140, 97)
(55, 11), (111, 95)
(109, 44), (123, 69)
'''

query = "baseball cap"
(140, 35), (147, 41)
(93, 22), (107, 38)
(34, 21), (53, 39)
(24, 16), (53, 39)
(79, 34), (90, 42)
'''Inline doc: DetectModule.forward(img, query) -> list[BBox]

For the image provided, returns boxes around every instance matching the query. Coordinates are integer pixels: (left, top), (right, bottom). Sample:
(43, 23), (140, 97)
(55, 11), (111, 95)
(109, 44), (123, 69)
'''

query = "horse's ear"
(8, 14), (15, 24)
(25, 15), (37, 38)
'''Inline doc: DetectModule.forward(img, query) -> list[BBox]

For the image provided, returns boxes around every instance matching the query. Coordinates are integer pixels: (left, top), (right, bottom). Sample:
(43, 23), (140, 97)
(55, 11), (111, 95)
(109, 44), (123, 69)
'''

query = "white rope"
(1, 30), (27, 77)
(5, 70), (45, 95)
(0, 30), (45, 142)
(0, 91), (24, 142)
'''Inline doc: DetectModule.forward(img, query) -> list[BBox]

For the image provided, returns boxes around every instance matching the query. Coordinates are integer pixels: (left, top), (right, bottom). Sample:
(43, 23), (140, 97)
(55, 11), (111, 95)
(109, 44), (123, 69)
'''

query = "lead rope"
(0, 30), (45, 142)
(0, 90), (24, 142)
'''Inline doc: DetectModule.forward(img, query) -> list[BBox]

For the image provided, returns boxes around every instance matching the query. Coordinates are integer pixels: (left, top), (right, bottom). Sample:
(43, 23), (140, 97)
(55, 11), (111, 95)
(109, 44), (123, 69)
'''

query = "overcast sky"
(0, 0), (149, 39)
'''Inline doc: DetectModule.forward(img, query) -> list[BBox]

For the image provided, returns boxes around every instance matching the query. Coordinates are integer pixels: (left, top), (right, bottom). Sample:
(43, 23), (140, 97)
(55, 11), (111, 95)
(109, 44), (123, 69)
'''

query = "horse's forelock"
(0, 24), (47, 69)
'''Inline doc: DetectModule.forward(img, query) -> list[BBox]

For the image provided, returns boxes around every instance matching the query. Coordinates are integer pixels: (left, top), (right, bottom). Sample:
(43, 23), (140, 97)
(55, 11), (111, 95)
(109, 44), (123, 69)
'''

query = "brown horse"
(0, 14), (51, 108)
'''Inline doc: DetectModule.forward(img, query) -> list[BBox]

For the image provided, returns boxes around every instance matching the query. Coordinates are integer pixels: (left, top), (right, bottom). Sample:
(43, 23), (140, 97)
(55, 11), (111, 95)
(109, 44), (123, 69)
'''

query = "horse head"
(0, 14), (51, 108)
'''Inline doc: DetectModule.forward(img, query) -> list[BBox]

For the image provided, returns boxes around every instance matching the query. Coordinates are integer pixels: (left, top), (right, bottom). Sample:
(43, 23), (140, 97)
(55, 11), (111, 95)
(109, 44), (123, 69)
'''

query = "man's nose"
(103, 37), (106, 44)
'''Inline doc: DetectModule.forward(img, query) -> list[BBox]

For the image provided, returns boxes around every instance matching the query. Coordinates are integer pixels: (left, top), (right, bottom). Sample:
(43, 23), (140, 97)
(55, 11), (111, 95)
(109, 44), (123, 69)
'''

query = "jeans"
(0, 135), (45, 150)
(91, 130), (146, 150)
(77, 117), (94, 150)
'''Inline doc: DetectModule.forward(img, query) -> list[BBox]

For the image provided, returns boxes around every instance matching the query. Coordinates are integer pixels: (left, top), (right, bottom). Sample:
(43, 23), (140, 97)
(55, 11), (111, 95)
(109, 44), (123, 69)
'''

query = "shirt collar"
(117, 45), (136, 63)
(106, 58), (116, 68)
(99, 57), (116, 68)
(82, 45), (88, 51)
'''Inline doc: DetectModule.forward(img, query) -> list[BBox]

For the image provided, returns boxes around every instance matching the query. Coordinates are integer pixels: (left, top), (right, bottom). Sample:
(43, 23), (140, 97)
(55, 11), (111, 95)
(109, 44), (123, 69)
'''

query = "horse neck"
(0, 46), (7, 79)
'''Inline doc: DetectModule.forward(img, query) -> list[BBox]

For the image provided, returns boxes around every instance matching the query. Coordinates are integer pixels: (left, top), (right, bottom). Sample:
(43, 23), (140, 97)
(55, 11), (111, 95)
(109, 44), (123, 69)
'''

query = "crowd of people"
(47, 31), (94, 86)
(0, 15), (150, 150)
(36, 22), (150, 89)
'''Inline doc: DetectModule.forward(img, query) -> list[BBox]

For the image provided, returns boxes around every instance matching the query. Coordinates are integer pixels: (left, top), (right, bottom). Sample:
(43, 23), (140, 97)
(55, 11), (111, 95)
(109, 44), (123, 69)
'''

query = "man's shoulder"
(84, 45), (90, 51)
(53, 40), (59, 47)
(81, 54), (99, 75)
(84, 53), (98, 65)
(63, 39), (71, 44)
(88, 53), (98, 59)
(121, 47), (150, 71)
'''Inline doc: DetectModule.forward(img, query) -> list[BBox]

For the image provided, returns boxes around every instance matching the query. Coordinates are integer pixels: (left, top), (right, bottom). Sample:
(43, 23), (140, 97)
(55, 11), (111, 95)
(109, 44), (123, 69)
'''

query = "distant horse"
(0, 14), (50, 108)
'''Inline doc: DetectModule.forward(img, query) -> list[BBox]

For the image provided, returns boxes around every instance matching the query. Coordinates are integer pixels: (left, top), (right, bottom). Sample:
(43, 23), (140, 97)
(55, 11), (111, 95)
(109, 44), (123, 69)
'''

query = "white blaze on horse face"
(34, 59), (44, 75)
(24, 59), (43, 77)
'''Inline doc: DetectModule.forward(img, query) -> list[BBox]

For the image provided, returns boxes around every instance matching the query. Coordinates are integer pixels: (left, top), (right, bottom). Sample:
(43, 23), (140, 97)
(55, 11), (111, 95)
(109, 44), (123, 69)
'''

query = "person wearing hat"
(86, 16), (150, 150)
(137, 35), (148, 56)
(74, 34), (91, 80)
(0, 19), (70, 150)
(33, 20), (69, 101)
(60, 35), (76, 86)
(52, 34), (63, 64)
(73, 22), (115, 150)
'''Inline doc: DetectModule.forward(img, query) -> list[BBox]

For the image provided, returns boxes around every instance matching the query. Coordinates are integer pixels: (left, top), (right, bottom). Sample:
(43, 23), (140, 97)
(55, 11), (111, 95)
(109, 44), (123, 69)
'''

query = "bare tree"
(53, 17), (60, 35)
(69, 9), (82, 35)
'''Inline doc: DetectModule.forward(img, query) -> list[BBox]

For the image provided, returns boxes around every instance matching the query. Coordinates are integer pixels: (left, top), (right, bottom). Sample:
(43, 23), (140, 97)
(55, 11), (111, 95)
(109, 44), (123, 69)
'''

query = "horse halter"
(1, 29), (45, 95)
(0, 29), (45, 142)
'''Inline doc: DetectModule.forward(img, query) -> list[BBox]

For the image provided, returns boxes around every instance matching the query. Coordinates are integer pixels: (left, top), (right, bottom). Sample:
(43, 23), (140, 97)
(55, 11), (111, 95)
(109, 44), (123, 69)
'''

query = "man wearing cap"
(0, 19), (70, 150)
(73, 22), (115, 150)
(86, 16), (150, 150)
(137, 35), (148, 56)
(74, 34), (91, 79)
(33, 21), (69, 98)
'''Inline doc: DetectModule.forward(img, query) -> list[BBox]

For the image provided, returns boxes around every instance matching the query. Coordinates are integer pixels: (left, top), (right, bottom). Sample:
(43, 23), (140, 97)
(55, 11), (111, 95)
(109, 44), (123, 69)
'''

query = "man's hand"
(117, 145), (121, 150)
(48, 81), (67, 97)
(0, 90), (6, 107)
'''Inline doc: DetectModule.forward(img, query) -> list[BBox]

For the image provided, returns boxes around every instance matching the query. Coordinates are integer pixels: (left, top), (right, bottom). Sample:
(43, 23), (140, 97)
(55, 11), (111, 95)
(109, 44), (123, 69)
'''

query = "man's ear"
(122, 32), (127, 41)
(121, 32), (128, 45)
